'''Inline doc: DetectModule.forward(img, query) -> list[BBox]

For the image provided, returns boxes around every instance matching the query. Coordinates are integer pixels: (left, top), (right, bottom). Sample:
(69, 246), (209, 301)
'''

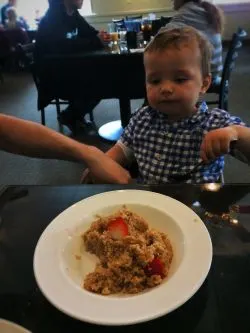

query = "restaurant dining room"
(0, 0), (250, 333)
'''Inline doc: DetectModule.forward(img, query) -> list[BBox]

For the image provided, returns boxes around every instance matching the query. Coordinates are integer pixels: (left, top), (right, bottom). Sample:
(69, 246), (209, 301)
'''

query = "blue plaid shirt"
(118, 102), (245, 184)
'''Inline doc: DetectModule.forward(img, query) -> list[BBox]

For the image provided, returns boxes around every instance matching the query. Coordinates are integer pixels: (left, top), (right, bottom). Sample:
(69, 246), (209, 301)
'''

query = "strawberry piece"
(107, 217), (128, 240)
(144, 258), (165, 278)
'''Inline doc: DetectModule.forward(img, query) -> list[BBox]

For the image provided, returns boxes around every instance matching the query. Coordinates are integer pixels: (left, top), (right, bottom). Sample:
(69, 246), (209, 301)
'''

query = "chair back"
(16, 42), (39, 89)
(3, 28), (29, 48)
(151, 19), (162, 36)
(0, 30), (11, 58)
(160, 16), (172, 26)
(219, 27), (247, 108)
(16, 42), (35, 68)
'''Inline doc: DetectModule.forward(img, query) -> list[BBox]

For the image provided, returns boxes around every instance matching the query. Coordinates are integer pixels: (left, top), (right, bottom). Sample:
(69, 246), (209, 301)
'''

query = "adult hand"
(98, 30), (111, 43)
(86, 147), (132, 184)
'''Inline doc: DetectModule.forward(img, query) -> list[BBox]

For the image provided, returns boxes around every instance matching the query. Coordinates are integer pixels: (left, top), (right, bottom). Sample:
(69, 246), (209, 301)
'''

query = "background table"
(37, 50), (146, 141)
(0, 184), (250, 333)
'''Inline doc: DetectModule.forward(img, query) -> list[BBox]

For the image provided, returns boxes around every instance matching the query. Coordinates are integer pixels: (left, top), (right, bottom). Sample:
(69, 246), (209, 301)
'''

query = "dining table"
(37, 48), (146, 141)
(0, 184), (250, 333)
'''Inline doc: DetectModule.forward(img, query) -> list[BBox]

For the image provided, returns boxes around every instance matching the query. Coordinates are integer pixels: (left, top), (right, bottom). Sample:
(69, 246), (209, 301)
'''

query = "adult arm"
(0, 114), (131, 183)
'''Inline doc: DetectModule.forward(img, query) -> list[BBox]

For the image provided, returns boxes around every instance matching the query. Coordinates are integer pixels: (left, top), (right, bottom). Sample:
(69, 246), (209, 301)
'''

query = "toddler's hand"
(201, 127), (238, 163)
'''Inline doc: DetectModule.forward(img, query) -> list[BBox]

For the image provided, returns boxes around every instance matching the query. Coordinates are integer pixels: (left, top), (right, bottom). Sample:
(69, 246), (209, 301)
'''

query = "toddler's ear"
(201, 74), (212, 94)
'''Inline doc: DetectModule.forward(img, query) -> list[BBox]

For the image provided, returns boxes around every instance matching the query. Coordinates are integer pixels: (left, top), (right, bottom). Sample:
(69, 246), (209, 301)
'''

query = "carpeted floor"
(0, 46), (250, 184)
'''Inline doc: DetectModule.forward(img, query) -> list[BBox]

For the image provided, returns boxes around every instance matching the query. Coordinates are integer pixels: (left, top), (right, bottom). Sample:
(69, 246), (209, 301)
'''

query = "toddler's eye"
(175, 78), (188, 83)
(147, 78), (161, 85)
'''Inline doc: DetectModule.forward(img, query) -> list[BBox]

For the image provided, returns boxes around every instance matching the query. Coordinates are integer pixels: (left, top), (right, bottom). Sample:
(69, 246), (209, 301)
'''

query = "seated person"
(165, 0), (224, 83)
(36, 0), (105, 132)
(1, 0), (16, 25)
(4, 6), (29, 30)
(35, 9), (42, 26)
(85, 27), (250, 184)
(0, 113), (131, 184)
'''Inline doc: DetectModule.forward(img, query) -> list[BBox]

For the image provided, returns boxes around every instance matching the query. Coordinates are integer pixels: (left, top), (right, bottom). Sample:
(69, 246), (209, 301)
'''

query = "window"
(80, 0), (93, 16)
(16, 0), (93, 28)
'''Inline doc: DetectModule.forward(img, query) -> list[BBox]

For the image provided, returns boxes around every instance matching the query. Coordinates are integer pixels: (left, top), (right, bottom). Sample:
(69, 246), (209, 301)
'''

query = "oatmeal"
(82, 207), (173, 295)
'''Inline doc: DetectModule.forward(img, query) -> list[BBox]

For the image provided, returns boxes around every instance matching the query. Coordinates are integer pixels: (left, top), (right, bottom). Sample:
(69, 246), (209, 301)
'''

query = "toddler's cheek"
(147, 90), (157, 107)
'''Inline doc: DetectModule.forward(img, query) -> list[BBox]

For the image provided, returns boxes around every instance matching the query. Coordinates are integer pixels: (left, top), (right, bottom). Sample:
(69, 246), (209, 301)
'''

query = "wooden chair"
(0, 30), (10, 82)
(151, 19), (162, 36)
(206, 27), (247, 111)
(160, 16), (172, 26)
(4, 28), (29, 47)
(16, 43), (70, 125)
(0, 28), (28, 73)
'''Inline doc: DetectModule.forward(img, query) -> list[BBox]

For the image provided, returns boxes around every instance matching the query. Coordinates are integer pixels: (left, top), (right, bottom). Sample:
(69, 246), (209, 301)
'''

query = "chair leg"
(224, 99), (228, 112)
(55, 98), (61, 116)
(219, 98), (229, 111)
(41, 108), (45, 125)
(220, 171), (225, 184)
(219, 87), (229, 111)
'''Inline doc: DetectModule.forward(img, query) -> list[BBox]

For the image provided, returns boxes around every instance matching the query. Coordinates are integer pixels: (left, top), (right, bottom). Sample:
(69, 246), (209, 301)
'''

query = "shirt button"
(155, 153), (161, 160)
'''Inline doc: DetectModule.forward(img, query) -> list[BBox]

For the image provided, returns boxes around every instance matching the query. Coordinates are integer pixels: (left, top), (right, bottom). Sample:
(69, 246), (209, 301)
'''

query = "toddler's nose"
(160, 81), (173, 95)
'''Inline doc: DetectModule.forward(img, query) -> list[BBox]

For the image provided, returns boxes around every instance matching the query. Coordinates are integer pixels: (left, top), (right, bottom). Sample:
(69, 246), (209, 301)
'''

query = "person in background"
(83, 27), (250, 184)
(36, 0), (106, 133)
(4, 6), (29, 30)
(35, 9), (42, 26)
(1, 0), (16, 25)
(0, 114), (131, 184)
(166, 0), (224, 83)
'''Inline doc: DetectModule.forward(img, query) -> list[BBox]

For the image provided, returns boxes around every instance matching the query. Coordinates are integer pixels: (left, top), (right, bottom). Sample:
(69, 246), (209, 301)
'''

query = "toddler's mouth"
(159, 99), (176, 104)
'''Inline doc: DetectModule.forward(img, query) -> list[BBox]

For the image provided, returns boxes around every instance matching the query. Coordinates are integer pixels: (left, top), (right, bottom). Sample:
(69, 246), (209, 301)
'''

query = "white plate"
(0, 319), (31, 333)
(33, 190), (212, 326)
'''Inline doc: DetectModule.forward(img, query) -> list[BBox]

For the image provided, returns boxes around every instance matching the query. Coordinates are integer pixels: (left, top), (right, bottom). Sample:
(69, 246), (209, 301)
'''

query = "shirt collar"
(149, 101), (209, 128)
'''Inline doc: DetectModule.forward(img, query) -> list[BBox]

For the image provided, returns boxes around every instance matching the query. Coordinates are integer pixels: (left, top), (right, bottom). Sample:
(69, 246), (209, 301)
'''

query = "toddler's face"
(144, 41), (211, 122)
